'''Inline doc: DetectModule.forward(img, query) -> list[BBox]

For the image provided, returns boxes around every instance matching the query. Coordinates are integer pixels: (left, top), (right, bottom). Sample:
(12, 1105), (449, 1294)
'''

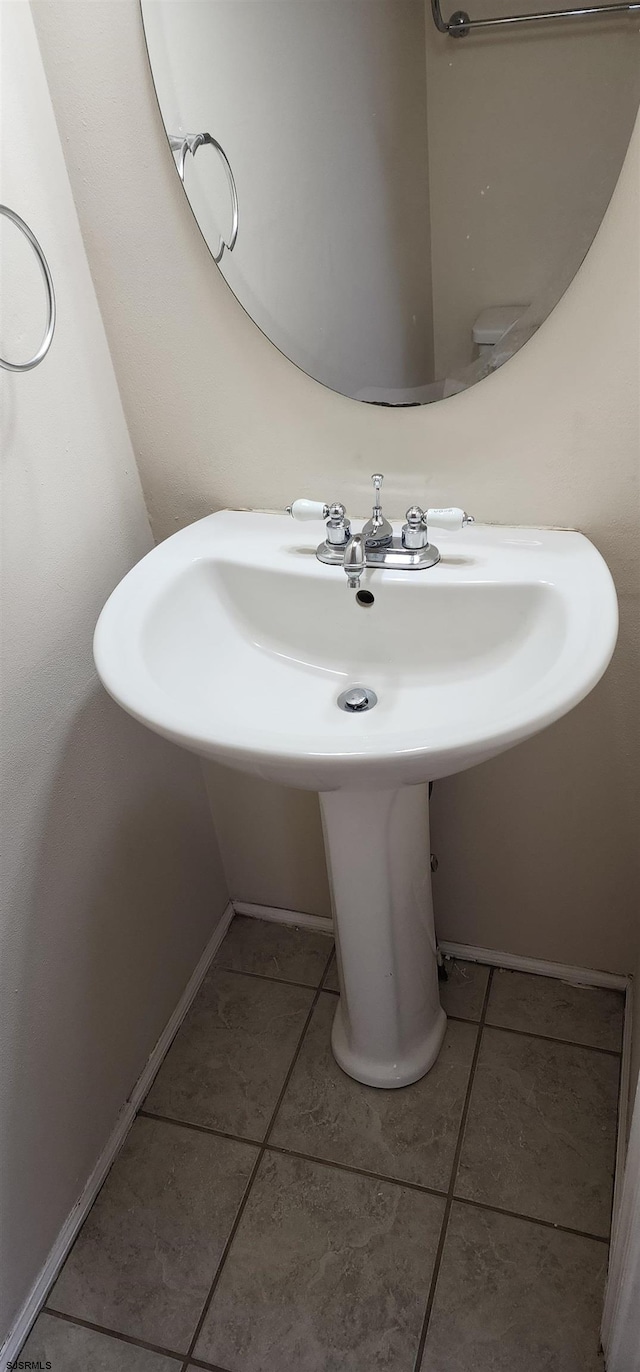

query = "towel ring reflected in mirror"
(168, 132), (238, 263)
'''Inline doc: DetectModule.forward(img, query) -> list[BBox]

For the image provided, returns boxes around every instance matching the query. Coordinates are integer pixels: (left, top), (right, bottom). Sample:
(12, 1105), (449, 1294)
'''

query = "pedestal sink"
(94, 511), (618, 1088)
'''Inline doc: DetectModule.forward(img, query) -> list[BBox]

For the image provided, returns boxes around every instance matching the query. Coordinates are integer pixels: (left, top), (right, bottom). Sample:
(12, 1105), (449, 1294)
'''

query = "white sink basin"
(94, 510), (617, 792)
(94, 509), (617, 1091)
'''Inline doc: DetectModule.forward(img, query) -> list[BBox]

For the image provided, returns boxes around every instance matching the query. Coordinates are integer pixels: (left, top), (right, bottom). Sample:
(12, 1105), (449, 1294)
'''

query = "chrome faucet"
(287, 474), (474, 584)
(343, 533), (365, 589)
(361, 474), (393, 549)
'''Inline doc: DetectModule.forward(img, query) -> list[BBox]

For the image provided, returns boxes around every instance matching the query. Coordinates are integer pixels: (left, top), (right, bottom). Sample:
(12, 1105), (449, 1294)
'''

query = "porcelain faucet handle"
(287, 499), (330, 521)
(426, 507), (474, 531)
(287, 498), (351, 546)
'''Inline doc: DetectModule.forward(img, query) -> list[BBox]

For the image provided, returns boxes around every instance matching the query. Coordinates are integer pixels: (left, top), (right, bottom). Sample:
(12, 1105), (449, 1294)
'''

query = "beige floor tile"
(145, 968), (314, 1138)
(486, 968), (624, 1051)
(215, 915), (333, 987)
(48, 1117), (256, 1352)
(270, 993), (477, 1189)
(31, 943), (622, 1370)
(196, 1150), (445, 1372)
(456, 1028), (618, 1235)
(439, 960), (490, 1022)
(421, 1202), (606, 1371)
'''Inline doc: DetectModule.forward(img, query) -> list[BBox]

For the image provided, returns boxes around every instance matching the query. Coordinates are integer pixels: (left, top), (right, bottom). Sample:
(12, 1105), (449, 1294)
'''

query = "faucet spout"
(343, 533), (365, 590)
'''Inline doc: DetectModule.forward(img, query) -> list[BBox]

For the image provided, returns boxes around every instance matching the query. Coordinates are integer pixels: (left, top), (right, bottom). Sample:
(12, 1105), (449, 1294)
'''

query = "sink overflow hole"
(356, 590), (375, 607)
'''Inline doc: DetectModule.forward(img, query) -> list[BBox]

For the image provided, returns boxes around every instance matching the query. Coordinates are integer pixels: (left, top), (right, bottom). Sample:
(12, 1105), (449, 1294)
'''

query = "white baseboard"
(0, 901), (234, 1366)
(438, 940), (629, 992)
(613, 976), (634, 1228)
(233, 900), (333, 934)
(128, 900), (234, 1110)
(231, 905), (629, 991)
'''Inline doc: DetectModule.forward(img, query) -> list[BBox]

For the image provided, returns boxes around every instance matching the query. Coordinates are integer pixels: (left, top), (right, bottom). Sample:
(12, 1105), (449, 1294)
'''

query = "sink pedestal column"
(319, 782), (446, 1089)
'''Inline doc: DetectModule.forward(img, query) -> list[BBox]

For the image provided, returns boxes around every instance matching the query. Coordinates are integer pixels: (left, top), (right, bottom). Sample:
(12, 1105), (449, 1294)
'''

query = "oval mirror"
(141, 1), (639, 405)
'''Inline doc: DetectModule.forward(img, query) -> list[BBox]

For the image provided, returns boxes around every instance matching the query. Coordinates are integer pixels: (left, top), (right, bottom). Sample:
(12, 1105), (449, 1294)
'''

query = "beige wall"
(34, 0), (640, 975)
(424, 0), (640, 377)
(204, 769), (331, 919)
(1, 3), (229, 1345)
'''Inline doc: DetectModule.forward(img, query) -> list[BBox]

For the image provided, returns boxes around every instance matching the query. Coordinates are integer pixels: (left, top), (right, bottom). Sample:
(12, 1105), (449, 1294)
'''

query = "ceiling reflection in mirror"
(141, 1), (640, 405)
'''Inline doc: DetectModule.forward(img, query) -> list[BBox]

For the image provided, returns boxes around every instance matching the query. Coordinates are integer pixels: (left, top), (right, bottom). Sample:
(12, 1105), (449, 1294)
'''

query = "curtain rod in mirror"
(431, 0), (640, 35)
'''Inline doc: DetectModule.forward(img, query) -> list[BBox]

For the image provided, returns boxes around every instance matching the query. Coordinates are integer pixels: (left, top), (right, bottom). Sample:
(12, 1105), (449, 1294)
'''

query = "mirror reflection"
(141, 1), (639, 404)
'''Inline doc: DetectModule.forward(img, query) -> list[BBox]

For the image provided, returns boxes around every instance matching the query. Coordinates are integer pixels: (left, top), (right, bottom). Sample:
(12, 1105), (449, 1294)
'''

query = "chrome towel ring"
(169, 132), (238, 263)
(0, 204), (56, 372)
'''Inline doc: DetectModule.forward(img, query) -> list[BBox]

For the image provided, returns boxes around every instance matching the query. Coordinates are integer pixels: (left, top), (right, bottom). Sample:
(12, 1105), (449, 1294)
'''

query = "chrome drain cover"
(337, 685), (378, 713)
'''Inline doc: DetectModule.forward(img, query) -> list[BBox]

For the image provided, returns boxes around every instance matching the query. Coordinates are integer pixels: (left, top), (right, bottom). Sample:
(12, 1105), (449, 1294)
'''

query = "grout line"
(188, 1360), (234, 1372)
(320, 951), (338, 991)
(137, 1110), (263, 1149)
(481, 1019), (622, 1058)
(442, 1014), (483, 1026)
(264, 1142), (448, 1200)
(41, 1308), (184, 1362)
(178, 944), (335, 1372)
(177, 1150), (263, 1372)
(450, 1193), (610, 1245)
(214, 964), (330, 993)
(262, 943), (336, 1148)
(411, 967), (494, 1372)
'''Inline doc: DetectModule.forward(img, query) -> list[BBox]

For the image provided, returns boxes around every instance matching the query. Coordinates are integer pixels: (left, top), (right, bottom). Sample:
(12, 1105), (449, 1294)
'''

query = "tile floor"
(23, 916), (624, 1372)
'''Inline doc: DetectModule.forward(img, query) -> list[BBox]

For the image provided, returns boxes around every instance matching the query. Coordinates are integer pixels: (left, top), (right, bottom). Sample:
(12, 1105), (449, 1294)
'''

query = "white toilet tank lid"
(472, 305), (527, 345)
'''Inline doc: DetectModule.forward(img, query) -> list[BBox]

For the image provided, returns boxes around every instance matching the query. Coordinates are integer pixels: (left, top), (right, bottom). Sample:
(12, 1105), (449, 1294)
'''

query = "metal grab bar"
(0, 205), (56, 372)
(431, 0), (639, 35)
(169, 132), (238, 263)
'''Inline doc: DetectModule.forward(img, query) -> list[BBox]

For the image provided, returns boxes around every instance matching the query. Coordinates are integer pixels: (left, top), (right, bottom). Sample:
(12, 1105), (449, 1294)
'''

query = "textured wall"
(1, 4), (229, 1345)
(424, 0), (640, 376)
(34, 0), (640, 974)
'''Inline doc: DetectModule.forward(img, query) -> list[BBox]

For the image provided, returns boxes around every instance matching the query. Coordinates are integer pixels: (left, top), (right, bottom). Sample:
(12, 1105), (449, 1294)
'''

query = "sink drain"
(337, 685), (378, 713)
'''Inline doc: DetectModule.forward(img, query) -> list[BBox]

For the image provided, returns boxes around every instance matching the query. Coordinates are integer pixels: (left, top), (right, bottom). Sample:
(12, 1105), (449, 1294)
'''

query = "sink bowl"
(94, 510), (617, 792)
(94, 510), (618, 1089)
